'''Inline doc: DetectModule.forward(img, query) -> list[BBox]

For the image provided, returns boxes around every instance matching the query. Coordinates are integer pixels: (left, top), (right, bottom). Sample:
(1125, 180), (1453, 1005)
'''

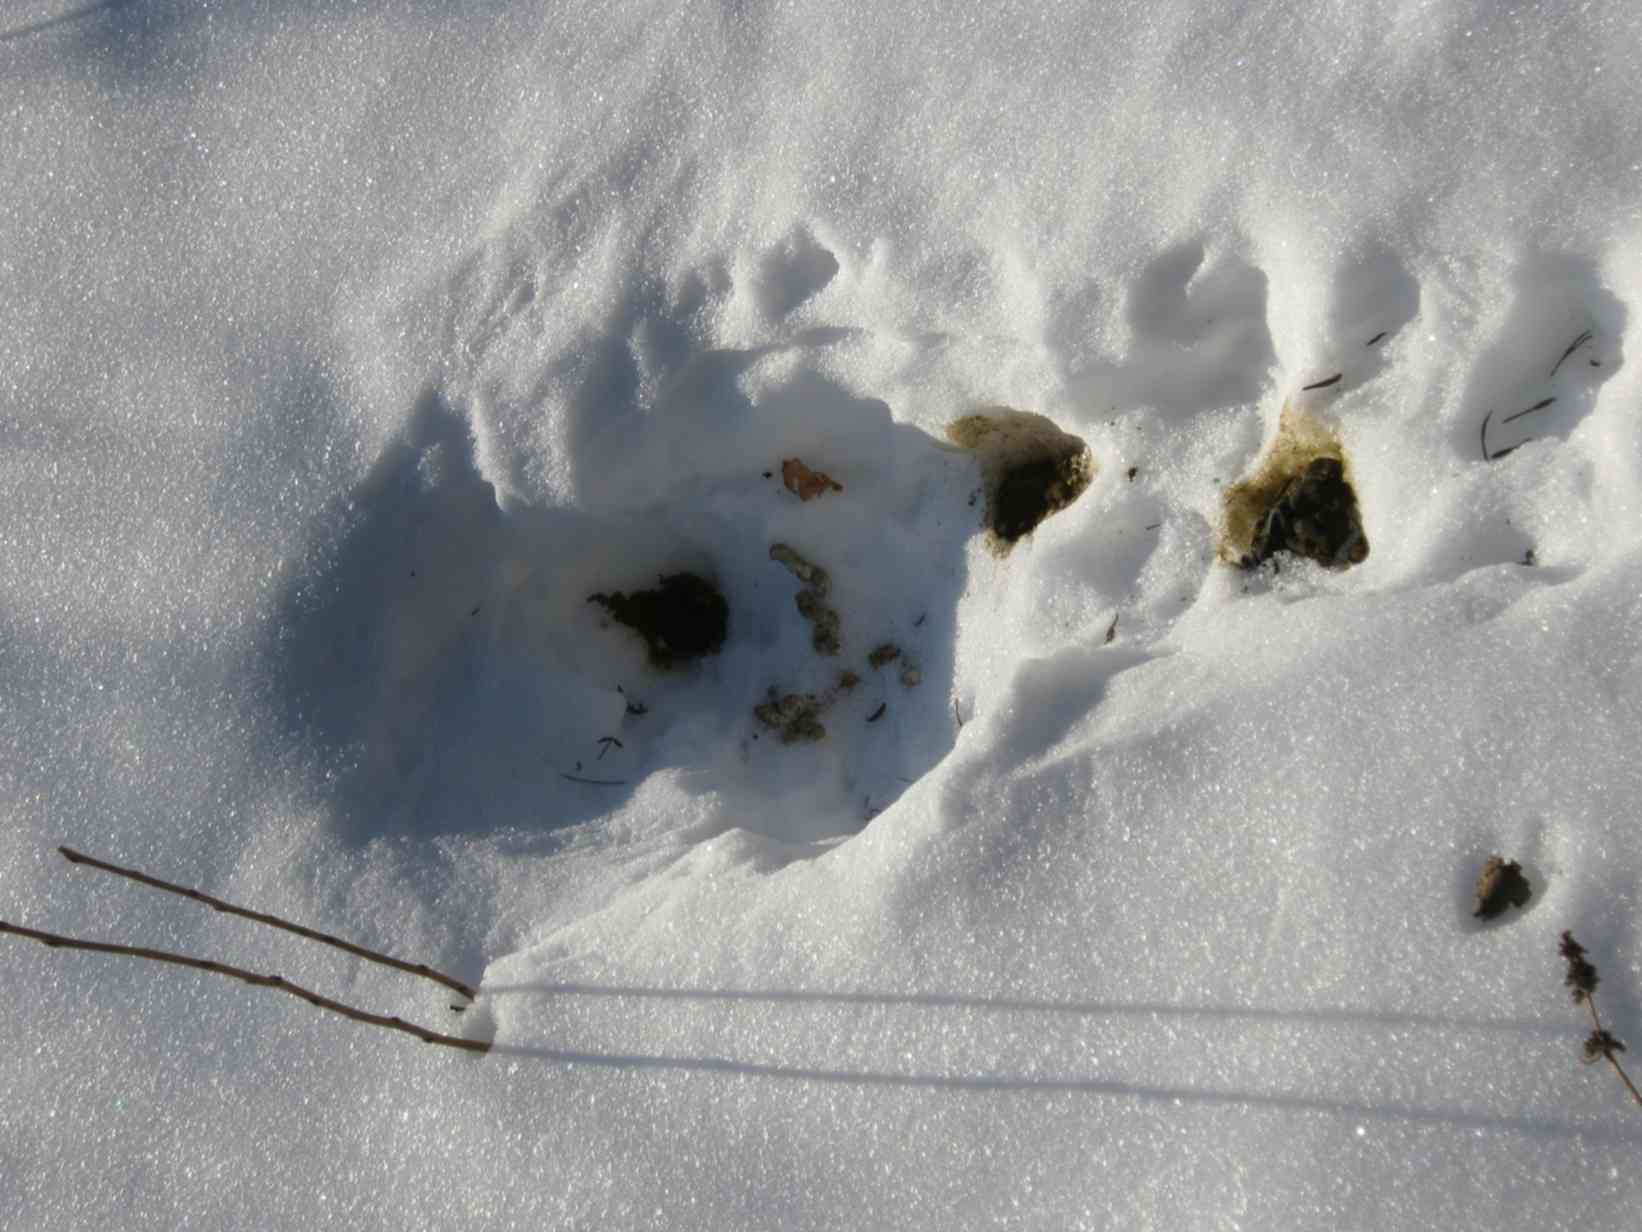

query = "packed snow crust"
(6, 1), (1642, 1227)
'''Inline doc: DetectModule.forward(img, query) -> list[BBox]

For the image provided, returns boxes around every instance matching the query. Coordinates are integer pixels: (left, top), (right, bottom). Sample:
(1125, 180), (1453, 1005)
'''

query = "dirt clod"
(589, 572), (728, 668)
(947, 408), (1094, 551)
(754, 692), (827, 743)
(1219, 403), (1369, 570)
(1473, 855), (1532, 920)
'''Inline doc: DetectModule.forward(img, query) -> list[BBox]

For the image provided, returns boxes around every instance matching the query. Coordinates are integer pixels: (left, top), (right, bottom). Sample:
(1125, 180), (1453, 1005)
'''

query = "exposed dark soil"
(946, 408), (1093, 550)
(1219, 404), (1369, 571)
(1244, 457), (1368, 569)
(590, 572), (728, 667)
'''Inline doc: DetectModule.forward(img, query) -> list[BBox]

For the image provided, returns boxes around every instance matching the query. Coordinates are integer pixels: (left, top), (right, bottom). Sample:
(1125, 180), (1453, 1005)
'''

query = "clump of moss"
(867, 643), (901, 669)
(754, 692), (827, 743)
(770, 543), (841, 655)
(589, 572), (728, 667)
(946, 408), (1093, 551)
(1219, 403), (1368, 570)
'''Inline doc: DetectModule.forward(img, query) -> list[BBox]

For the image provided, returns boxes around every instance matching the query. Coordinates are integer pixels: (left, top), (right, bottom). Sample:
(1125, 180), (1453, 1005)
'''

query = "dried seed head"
(1560, 931), (1600, 1004)
(1584, 1030), (1626, 1064)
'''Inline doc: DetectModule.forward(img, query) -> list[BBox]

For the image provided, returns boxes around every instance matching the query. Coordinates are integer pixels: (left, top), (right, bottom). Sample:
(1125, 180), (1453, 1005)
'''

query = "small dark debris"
(1367, 331), (1388, 347)
(868, 643), (901, 669)
(1521, 548), (1538, 567)
(1144, 522), (1162, 531)
(1104, 614), (1118, 644)
(590, 572), (729, 668)
(1472, 855), (1532, 920)
(838, 670), (862, 691)
(866, 702), (887, 723)
(1550, 329), (1594, 378)
(562, 772), (627, 787)
(1301, 373), (1343, 391)
(1502, 396), (1556, 426)
(913, 612), (927, 628)
(596, 736), (624, 760)
(1125, 466), (1138, 481)
(762, 470), (773, 479)
(410, 571), (417, 578)
(1242, 457), (1368, 570)
(470, 604), (482, 616)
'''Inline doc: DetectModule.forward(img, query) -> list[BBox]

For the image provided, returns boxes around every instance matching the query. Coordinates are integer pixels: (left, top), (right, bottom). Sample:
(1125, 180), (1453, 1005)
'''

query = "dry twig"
(59, 846), (475, 1000)
(0, 918), (489, 1053)
(1560, 931), (1642, 1109)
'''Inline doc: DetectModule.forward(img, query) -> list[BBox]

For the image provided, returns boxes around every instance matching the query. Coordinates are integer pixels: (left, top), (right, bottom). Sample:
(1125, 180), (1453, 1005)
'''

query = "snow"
(4, 0), (1642, 1226)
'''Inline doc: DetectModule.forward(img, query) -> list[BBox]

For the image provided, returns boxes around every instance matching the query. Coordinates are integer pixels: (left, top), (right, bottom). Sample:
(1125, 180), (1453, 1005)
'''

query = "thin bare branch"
(58, 847), (475, 1001)
(0, 919), (490, 1054)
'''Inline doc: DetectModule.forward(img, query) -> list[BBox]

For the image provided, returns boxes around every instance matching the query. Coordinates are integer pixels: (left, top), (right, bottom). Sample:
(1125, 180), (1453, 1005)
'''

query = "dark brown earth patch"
(590, 572), (728, 667)
(946, 408), (1094, 551)
(1219, 404), (1369, 571)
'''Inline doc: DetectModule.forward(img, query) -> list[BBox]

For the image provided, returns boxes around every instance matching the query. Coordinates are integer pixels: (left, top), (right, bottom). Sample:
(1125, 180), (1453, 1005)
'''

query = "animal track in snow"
(1461, 253), (1625, 462)
(756, 225), (840, 322)
(1065, 238), (1276, 420)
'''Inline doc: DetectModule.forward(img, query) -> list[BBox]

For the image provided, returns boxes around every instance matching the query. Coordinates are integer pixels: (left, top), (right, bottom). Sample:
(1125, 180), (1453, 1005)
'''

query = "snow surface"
(5, 0), (1642, 1226)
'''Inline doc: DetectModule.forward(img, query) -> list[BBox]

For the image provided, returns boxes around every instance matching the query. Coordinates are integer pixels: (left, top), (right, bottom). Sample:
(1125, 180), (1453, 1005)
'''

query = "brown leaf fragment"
(782, 458), (843, 501)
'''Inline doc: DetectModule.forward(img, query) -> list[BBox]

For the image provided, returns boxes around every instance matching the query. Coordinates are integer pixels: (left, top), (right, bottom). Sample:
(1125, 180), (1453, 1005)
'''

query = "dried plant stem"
(0, 918), (490, 1054)
(58, 846), (475, 1001)
(1581, 993), (1642, 1107)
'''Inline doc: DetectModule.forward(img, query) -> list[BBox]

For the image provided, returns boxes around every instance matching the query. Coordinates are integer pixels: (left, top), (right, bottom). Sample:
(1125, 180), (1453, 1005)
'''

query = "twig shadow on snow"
(0, 0), (138, 45)
(485, 1042), (1639, 1143)
(483, 979), (1578, 1037)
(481, 983), (1631, 1142)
